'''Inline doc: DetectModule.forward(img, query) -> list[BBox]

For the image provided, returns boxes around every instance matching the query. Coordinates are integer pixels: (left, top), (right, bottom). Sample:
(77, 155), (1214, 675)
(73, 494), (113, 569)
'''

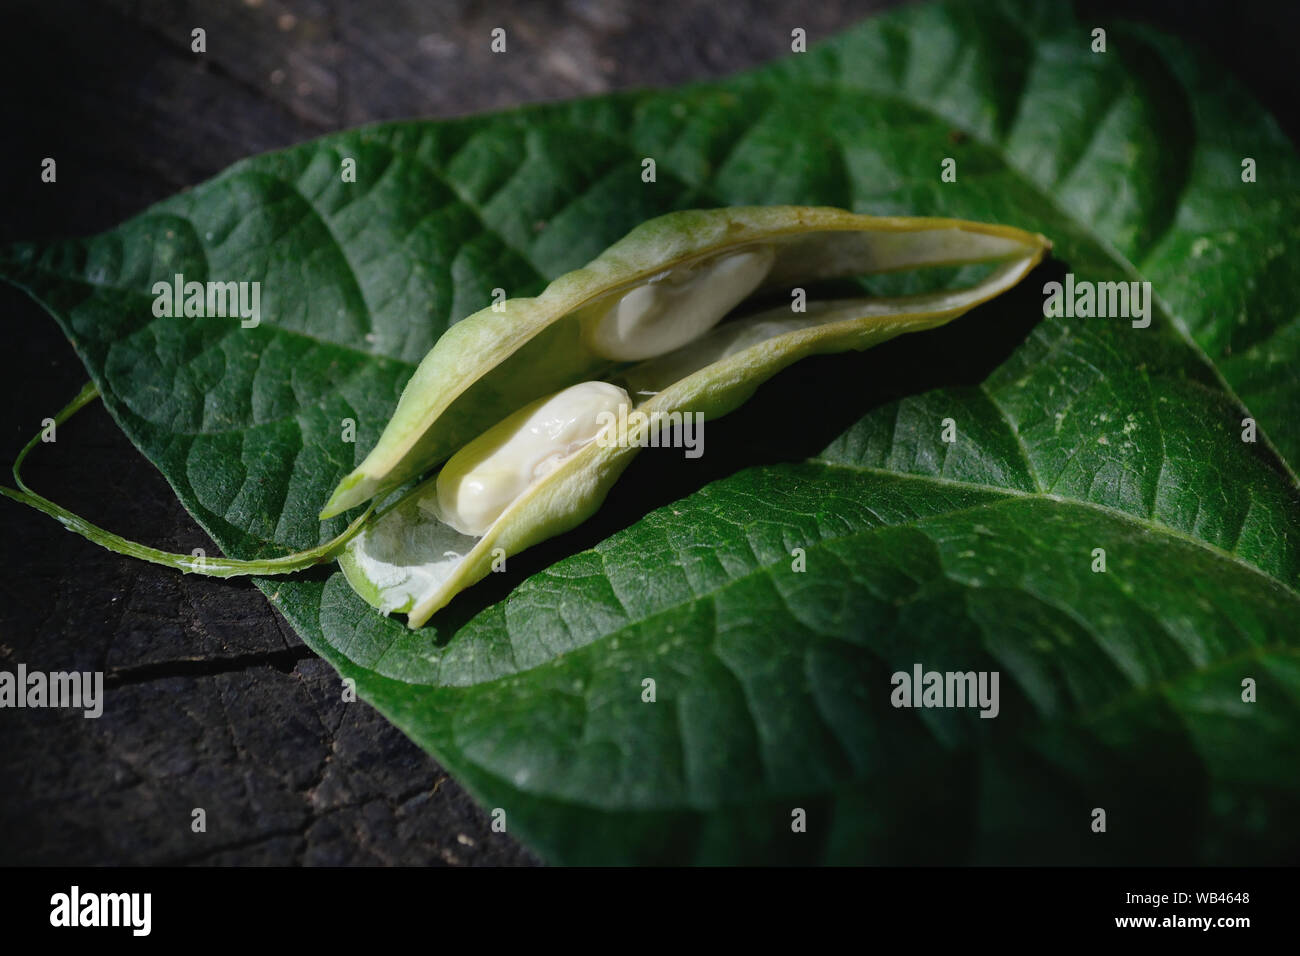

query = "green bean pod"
(329, 206), (1050, 627)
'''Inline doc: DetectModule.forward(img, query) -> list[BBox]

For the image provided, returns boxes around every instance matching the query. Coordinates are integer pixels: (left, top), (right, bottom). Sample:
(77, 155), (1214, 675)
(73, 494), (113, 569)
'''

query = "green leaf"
(4, 0), (1298, 863)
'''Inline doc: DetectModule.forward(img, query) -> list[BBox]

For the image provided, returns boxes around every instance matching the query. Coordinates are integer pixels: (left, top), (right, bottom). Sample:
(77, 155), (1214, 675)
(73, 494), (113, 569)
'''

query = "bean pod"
(327, 206), (1050, 626)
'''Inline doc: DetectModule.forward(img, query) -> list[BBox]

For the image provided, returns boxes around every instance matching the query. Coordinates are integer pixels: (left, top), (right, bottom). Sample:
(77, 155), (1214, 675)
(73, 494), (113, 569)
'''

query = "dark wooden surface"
(1, 0), (1294, 865)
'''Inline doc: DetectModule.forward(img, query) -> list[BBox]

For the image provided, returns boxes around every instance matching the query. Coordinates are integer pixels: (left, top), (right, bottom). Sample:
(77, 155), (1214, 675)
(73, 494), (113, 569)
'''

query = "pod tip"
(320, 472), (366, 520)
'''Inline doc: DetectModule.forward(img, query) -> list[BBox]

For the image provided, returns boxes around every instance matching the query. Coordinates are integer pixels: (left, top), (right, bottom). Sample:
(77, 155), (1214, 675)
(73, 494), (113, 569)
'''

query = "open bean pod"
(328, 206), (1050, 627)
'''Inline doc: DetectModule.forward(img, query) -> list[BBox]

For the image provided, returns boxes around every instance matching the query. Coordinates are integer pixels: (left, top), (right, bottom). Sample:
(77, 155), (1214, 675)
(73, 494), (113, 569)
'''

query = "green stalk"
(2, 382), (373, 577)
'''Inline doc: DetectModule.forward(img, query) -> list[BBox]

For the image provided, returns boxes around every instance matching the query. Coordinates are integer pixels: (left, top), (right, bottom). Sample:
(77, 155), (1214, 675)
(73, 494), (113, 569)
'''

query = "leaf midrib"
(814, 460), (1300, 599)
(376, 461), (1298, 701)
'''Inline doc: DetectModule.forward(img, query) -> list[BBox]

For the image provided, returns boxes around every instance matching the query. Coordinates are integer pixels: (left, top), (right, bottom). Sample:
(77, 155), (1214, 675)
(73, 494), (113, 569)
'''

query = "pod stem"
(1, 382), (374, 577)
